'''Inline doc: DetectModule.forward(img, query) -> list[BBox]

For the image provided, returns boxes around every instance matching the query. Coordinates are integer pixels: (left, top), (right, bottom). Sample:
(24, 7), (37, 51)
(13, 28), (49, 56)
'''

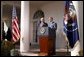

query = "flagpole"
(14, 42), (15, 56)
(66, 41), (69, 56)
(12, 5), (15, 56)
(11, 4), (20, 56)
(12, 41), (16, 56)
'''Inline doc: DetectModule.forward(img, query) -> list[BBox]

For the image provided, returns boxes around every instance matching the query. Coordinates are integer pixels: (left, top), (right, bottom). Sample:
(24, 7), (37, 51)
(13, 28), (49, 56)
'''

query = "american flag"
(63, 1), (79, 48)
(12, 6), (20, 42)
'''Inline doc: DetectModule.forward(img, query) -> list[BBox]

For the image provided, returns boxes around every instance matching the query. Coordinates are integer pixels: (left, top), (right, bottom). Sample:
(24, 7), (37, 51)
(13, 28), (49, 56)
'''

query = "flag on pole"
(4, 21), (8, 33)
(63, 1), (80, 56)
(12, 6), (20, 42)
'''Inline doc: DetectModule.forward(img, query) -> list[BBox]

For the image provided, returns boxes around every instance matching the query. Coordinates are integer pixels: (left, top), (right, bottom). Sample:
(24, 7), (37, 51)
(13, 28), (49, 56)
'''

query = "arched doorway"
(32, 10), (44, 44)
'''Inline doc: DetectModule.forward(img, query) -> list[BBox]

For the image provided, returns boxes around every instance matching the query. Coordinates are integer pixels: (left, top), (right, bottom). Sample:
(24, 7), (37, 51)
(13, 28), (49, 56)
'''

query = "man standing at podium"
(36, 17), (48, 42)
(39, 17), (48, 27)
(48, 17), (57, 54)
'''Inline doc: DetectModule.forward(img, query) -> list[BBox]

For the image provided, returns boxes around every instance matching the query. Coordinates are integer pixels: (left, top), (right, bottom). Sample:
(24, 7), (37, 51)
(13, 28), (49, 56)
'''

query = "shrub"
(1, 39), (14, 56)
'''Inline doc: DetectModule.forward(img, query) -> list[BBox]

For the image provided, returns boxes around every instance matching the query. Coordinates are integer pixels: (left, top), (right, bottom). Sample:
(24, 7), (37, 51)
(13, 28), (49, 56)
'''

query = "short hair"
(49, 17), (53, 19)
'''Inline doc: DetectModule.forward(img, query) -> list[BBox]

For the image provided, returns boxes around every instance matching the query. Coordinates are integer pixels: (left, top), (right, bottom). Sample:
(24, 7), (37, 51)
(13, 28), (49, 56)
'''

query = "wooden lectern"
(38, 27), (55, 55)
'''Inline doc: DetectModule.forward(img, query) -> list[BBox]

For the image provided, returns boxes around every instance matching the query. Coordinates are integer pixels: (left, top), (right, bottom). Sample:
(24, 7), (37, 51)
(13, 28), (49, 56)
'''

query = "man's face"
(40, 17), (44, 22)
(49, 17), (53, 22)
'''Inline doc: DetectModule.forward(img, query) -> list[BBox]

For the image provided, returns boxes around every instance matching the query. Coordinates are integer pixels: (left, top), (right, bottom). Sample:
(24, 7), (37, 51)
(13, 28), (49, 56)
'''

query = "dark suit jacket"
(36, 21), (48, 40)
(49, 22), (57, 38)
(38, 21), (48, 27)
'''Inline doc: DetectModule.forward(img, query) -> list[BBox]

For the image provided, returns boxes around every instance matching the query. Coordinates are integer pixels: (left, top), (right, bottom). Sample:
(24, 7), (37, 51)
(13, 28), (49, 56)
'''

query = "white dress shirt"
(48, 21), (56, 29)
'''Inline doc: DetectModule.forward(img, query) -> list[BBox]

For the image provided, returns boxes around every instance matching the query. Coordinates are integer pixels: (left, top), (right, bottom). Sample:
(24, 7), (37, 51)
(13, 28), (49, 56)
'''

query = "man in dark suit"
(48, 17), (57, 38)
(48, 17), (57, 54)
(36, 17), (48, 42)
(39, 17), (48, 27)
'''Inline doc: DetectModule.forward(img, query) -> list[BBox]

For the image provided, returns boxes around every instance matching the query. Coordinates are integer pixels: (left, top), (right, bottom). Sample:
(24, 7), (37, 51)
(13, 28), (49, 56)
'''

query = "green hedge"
(1, 40), (14, 56)
(79, 50), (83, 56)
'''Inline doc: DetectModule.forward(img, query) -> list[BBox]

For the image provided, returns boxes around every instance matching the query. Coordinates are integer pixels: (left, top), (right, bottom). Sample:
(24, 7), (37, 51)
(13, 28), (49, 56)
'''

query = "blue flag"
(63, 1), (79, 48)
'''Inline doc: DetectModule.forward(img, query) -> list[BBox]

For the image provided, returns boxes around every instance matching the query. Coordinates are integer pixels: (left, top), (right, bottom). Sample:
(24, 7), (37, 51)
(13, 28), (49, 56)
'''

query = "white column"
(70, 1), (81, 56)
(20, 1), (30, 52)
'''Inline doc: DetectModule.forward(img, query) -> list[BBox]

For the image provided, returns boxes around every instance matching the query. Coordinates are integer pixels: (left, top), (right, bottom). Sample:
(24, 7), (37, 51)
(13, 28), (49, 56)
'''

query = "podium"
(38, 27), (55, 55)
